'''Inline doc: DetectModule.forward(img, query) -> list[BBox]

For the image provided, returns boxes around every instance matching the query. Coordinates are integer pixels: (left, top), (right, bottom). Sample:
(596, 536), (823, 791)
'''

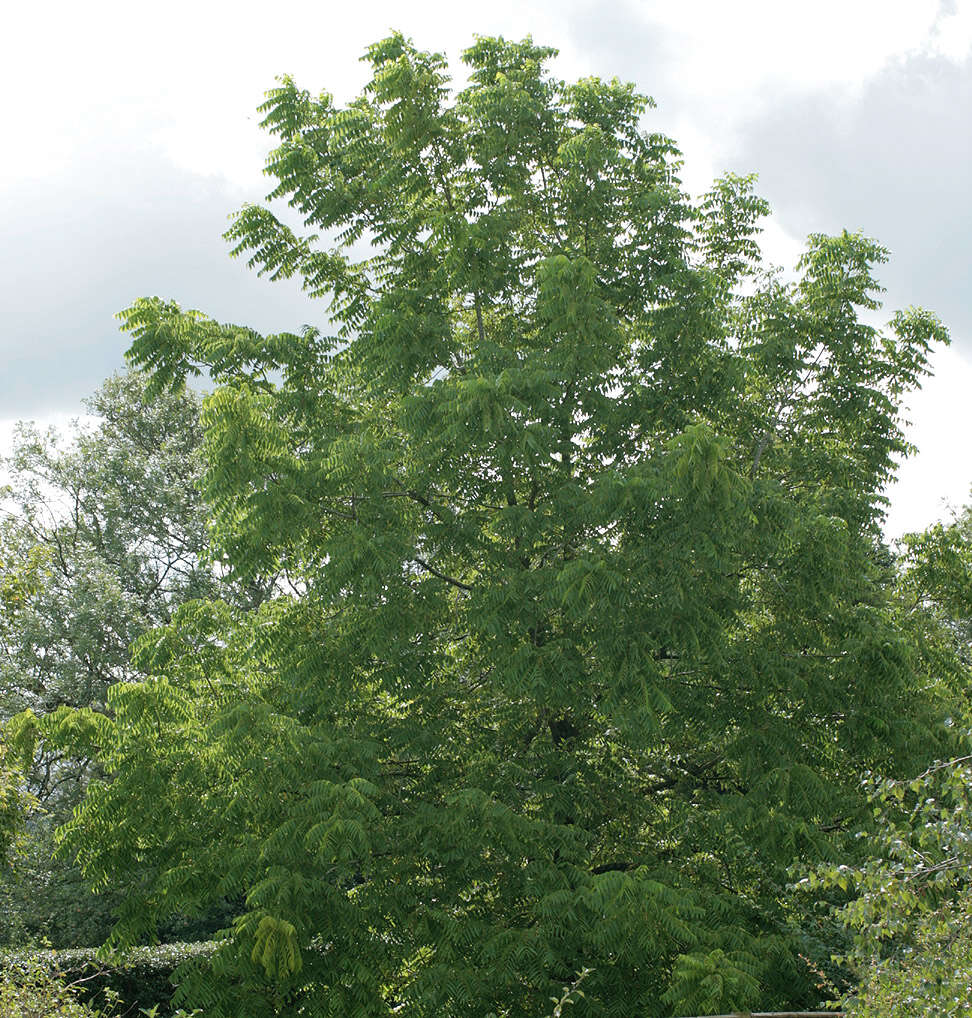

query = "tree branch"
(410, 556), (474, 592)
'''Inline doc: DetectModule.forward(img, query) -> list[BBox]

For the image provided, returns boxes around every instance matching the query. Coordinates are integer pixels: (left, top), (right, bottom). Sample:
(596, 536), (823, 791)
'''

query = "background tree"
(0, 370), (250, 947)
(808, 501), (972, 1017)
(16, 33), (959, 1016)
(894, 501), (972, 669)
(812, 752), (972, 1017)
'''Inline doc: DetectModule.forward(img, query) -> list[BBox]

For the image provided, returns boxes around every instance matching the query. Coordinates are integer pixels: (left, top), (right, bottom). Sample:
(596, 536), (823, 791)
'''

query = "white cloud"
(927, 0), (972, 61)
(884, 343), (972, 538)
(2, 0), (573, 191)
(8, 1), (963, 192)
(626, 0), (957, 104)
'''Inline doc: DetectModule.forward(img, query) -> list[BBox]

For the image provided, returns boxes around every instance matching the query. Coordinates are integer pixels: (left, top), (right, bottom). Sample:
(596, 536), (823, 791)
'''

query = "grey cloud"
(561, 3), (970, 354)
(562, 0), (673, 92)
(0, 140), (323, 417)
(559, 0), (692, 140)
(727, 53), (972, 347)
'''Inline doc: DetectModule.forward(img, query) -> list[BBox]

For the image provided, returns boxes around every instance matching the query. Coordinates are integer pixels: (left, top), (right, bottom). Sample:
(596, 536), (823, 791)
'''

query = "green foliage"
(807, 506), (972, 1017)
(1, 370), (214, 720)
(0, 942), (210, 1017)
(0, 371), (250, 948)
(0, 370), (214, 769)
(811, 752), (972, 1016)
(1, 952), (102, 1018)
(0, 745), (33, 870)
(894, 503), (972, 672)
(24, 32), (954, 1016)
(0, 936), (212, 1018)
(847, 899), (972, 1018)
(544, 968), (591, 1018)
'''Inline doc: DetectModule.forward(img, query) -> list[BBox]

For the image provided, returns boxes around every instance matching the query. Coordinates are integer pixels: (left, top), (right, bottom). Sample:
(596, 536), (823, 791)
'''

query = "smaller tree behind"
(808, 503), (972, 1016)
(0, 370), (226, 946)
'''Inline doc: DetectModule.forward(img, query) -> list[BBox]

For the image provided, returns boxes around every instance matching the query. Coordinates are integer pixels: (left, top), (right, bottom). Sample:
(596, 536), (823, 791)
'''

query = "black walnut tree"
(14, 32), (955, 1018)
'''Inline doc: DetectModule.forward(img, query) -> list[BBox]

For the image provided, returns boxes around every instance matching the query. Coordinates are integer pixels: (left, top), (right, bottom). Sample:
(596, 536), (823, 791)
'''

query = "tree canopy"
(11, 32), (959, 1017)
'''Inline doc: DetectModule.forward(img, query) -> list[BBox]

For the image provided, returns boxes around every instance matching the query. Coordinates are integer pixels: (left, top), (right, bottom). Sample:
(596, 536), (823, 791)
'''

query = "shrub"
(1, 951), (104, 1017)
(0, 942), (214, 1017)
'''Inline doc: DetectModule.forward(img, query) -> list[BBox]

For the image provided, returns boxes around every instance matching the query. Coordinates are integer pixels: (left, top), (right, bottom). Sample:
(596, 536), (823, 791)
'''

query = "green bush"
(1, 942), (214, 1017)
(1, 952), (104, 1017)
(809, 751), (972, 1016)
(848, 898), (972, 1017)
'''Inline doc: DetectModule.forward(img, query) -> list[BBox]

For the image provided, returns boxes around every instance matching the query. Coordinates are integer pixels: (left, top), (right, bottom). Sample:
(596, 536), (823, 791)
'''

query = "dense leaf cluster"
(12, 32), (958, 1017)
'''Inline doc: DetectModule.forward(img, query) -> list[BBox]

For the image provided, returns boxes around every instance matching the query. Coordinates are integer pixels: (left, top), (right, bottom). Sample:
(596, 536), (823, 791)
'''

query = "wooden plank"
(673, 1012), (843, 1018)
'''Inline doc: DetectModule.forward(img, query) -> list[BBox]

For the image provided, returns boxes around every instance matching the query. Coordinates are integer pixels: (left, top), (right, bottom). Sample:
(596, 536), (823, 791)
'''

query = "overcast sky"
(2, 0), (970, 536)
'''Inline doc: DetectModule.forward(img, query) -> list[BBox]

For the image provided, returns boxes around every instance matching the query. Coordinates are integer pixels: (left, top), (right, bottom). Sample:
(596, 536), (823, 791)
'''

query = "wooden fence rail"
(674, 1012), (843, 1018)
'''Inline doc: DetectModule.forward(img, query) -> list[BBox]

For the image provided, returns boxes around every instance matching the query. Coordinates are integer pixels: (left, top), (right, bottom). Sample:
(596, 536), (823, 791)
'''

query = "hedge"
(0, 940), (216, 1016)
